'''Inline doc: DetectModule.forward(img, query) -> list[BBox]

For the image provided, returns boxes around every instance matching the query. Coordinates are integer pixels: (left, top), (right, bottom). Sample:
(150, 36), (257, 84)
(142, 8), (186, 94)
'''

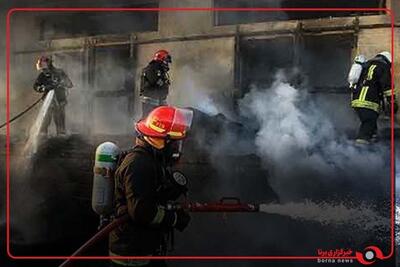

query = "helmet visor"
(169, 108), (193, 139)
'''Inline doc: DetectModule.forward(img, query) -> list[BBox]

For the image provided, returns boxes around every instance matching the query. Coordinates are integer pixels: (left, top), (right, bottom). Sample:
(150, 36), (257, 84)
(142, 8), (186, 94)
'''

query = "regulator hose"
(58, 215), (129, 267)
(0, 97), (42, 129)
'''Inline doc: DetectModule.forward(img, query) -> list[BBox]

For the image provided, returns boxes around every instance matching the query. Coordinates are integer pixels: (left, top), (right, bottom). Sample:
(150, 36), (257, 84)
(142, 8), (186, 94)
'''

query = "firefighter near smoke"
(58, 142), (267, 267)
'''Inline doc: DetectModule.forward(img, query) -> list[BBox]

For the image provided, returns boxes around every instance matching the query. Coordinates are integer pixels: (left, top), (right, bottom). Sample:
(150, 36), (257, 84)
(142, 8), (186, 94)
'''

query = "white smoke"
(168, 66), (221, 116)
(169, 68), (392, 244)
(239, 72), (390, 200)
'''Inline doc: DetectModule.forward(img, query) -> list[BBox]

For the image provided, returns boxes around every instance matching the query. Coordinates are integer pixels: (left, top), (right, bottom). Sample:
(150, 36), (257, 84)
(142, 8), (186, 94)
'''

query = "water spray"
(23, 90), (55, 156)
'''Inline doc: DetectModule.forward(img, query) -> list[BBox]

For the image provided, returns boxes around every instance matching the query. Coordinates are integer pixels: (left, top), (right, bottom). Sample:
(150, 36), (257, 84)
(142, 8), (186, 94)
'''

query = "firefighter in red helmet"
(33, 55), (73, 136)
(109, 106), (193, 267)
(140, 50), (172, 118)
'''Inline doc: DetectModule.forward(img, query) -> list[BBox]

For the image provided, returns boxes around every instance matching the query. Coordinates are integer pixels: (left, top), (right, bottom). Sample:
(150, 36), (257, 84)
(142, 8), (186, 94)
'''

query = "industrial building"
(4, 0), (399, 136)
(0, 1), (398, 266)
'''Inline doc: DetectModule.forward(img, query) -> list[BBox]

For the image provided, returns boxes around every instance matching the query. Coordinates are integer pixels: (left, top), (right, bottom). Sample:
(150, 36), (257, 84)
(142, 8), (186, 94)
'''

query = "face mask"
(163, 140), (184, 164)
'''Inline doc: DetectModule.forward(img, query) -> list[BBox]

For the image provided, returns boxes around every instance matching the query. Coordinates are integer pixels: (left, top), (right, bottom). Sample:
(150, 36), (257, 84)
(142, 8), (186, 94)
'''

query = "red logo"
(355, 246), (384, 265)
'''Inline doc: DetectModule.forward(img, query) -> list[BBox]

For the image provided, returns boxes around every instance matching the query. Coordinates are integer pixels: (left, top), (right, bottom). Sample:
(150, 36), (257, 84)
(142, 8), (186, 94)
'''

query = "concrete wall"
(158, 0), (213, 37)
(135, 37), (236, 117)
(8, 12), (48, 138)
(4, 4), (397, 136)
(389, 0), (400, 23)
(10, 12), (42, 52)
(10, 52), (42, 139)
(357, 28), (392, 58)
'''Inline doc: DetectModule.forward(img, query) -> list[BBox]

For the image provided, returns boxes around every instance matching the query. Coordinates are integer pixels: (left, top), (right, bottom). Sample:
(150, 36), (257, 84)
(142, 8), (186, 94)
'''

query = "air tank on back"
(92, 142), (121, 217)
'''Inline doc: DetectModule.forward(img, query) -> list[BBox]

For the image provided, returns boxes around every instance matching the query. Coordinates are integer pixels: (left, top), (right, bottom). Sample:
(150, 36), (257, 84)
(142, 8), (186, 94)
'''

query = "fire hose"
(59, 198), (259, 267)
(0, 97), (42, 129)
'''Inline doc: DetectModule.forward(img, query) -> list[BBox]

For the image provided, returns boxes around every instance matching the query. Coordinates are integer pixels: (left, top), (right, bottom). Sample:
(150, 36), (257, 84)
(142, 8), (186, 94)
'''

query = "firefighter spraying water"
(33, 55), (73, 136)
(22, 56), (74, 157)
(59, 106), (273, 267)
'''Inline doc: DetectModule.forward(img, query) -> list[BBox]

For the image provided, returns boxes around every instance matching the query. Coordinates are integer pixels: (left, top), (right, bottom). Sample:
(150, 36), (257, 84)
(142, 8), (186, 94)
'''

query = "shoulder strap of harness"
(116, 145), (149, 168)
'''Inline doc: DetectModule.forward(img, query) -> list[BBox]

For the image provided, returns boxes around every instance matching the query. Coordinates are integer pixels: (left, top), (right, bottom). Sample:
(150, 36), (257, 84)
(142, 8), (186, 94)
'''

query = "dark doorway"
(299, 34), (354, 93)
(239, 33), (354, 94)
(240, 37), (294, 94)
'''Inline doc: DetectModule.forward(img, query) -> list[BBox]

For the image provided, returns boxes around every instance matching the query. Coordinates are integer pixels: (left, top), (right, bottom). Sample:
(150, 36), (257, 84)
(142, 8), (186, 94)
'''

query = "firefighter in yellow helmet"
(109, 106), (193, 267)
(351, 51), (397, 144)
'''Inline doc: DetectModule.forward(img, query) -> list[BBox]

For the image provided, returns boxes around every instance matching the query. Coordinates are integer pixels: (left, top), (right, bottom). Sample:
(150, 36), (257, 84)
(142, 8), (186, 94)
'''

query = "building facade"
(5, 0), (400, 137)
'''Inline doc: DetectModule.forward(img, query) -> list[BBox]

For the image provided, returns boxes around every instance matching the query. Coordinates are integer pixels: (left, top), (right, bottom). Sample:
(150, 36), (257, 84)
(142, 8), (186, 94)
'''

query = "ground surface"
(0, 123), (397, 266)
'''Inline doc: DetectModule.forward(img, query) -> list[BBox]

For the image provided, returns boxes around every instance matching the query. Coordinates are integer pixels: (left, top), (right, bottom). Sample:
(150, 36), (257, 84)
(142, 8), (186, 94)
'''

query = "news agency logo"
(316, 246), (384, 265)
(355, 246), (384, 265)
(316, 258), (354, 264)
(316, 248), (354, 264)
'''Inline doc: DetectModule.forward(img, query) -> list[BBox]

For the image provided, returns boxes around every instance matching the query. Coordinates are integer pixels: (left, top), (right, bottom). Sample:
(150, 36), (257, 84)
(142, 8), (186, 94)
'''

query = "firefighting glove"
(174, 209), (191, 232)
(161, 209), (190, 231)
(36, 85), (46, 93)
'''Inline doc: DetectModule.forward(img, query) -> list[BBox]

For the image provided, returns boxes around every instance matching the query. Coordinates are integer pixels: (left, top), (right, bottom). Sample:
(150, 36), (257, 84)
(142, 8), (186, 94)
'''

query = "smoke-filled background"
(238, 72), (390, 202)
(0, 1), (399, 267)
(157, 66), (394, 267)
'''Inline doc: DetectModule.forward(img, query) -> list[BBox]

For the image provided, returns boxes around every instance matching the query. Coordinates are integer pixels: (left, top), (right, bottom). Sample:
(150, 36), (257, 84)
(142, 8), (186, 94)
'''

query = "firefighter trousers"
(41, 99), (66, 135)
(355, 107), (378, 141)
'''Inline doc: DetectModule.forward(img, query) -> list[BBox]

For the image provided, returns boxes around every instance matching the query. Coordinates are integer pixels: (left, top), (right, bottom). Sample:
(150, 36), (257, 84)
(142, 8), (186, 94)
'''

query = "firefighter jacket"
(351, 56), (392, 113)
(33, 67), (73, 103)
(140, 60), (170, 104)
(109, 139), (179, 258)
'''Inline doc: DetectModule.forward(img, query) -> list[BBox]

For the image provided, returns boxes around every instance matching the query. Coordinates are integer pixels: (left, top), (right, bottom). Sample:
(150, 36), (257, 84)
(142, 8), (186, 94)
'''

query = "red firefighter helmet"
(153, 50), (172, 63)
(136, 106), (193, 140)
(36, 55), (52, 71)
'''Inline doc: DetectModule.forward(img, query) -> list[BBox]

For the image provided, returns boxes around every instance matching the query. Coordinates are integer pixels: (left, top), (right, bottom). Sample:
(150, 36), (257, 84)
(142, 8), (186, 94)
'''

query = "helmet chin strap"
(143, 136), (166, 150)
